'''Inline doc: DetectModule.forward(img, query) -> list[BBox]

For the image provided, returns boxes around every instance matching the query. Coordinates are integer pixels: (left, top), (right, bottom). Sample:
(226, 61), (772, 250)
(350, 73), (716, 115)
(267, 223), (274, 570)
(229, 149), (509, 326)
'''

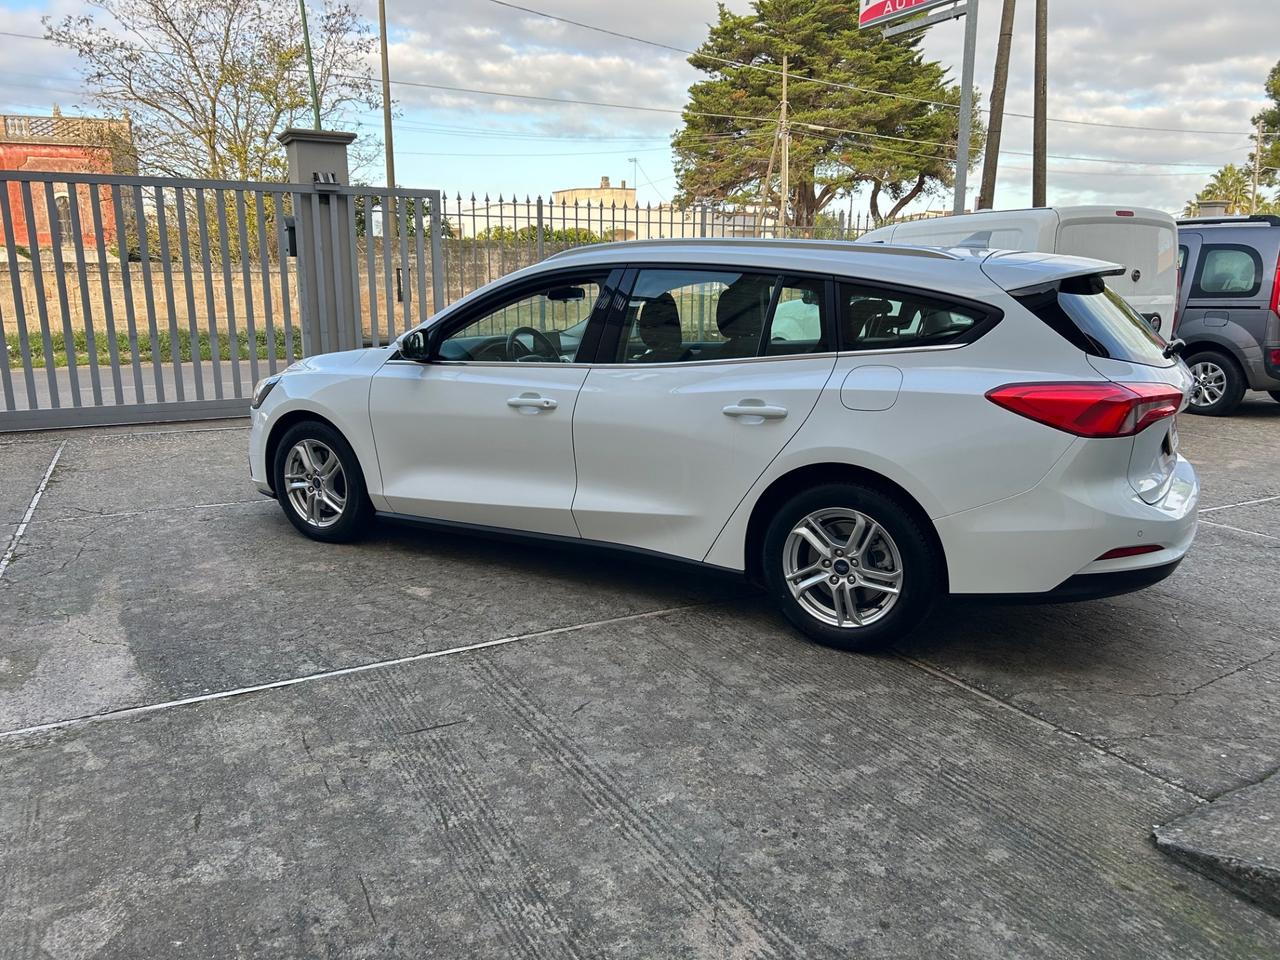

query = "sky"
(0, 0), (1276, 217)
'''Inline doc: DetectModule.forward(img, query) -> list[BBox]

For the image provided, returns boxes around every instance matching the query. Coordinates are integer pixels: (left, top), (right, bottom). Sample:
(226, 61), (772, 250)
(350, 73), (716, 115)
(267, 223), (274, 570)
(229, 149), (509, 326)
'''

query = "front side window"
(613, 269), (828, 363)
(437, 273), (608, 363)
(1193, 245), (1262, 298)
(838, 283), (985, 351)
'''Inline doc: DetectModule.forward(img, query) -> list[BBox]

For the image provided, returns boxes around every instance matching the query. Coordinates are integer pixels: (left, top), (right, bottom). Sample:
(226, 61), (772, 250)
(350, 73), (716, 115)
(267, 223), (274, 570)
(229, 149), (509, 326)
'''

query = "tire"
(272, 420), (373, 543)
(761, 482), (943, 653)
(1185, 351), (1245, 416)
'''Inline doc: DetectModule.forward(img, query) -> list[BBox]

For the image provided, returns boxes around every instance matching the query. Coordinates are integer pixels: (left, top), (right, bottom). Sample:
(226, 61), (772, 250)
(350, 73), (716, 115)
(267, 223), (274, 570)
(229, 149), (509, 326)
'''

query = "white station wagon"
(248, 239), (1199, 651)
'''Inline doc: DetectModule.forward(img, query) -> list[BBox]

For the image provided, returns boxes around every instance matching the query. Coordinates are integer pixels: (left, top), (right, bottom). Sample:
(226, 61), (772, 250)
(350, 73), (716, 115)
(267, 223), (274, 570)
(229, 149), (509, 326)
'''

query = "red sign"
(859, 0), (956, 28)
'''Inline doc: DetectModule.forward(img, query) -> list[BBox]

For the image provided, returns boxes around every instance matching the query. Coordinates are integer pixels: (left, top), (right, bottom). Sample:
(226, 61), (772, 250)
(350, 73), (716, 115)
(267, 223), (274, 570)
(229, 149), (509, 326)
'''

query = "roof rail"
(546, 236), (959, 262)
(1176, 215), (1280, 227)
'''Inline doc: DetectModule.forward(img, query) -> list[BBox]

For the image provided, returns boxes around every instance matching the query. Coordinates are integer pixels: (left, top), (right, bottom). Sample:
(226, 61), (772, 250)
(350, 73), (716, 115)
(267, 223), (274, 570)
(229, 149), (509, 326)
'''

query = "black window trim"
(1190, 242), (1264, 300)
(592, 263), (838, 366)
(835, 277), (1004, 353)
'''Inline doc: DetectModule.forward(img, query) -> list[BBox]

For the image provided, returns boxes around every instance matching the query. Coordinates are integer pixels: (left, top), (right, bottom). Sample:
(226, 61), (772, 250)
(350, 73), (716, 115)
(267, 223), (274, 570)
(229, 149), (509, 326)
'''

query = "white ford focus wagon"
(248, 239), (1199, 651)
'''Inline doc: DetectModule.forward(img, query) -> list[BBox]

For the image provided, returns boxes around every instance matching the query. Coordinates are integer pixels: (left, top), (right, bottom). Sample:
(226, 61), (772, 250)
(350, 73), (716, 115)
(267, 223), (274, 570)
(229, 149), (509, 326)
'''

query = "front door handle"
(723, 399), (788, 421)
(507, 393), (558, 411)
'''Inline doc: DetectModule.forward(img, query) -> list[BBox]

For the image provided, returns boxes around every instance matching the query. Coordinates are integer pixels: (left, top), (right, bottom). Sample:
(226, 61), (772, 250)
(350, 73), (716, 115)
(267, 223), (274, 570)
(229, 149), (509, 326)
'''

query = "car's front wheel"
(762, 482), (942, 652)
(272, 420), (372, 543)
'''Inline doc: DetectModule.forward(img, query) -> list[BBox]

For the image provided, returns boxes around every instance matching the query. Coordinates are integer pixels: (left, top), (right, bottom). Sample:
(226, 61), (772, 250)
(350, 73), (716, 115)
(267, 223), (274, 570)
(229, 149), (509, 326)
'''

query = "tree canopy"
(45, 0), (377, 182)
(672, 0), (981, 227)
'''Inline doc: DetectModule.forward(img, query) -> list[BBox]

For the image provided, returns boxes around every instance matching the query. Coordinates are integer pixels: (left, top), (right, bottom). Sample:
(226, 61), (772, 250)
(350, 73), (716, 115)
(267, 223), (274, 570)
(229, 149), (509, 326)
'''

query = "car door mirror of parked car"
(399, 329), (432, 363)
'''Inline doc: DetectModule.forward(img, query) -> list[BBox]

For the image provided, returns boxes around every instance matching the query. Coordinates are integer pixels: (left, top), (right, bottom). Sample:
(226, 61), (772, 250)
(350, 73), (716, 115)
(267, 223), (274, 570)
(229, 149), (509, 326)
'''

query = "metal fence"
(0, 168), (876, 431)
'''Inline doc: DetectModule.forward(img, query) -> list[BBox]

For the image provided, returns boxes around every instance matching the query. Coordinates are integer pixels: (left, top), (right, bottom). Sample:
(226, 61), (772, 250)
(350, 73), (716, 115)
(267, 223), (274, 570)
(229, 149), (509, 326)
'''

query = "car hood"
(287, 346), (396, 375)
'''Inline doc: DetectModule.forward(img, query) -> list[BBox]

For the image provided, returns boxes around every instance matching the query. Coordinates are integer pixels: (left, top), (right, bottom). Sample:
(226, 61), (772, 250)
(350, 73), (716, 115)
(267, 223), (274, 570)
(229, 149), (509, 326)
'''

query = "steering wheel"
(506, 325), (560, 362)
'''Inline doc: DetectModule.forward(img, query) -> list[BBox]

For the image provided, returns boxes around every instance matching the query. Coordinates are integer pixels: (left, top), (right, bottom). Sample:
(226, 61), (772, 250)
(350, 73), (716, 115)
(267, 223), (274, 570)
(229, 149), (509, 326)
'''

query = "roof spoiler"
(979, 250), (1124, 293)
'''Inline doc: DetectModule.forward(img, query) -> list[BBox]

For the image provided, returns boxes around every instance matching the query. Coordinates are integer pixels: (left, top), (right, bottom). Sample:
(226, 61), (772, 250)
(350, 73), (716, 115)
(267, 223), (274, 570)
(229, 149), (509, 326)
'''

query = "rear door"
(1185, 237), (1269, 354)
(1057, 212), (1178, 333)
(570, 266), (837, 561)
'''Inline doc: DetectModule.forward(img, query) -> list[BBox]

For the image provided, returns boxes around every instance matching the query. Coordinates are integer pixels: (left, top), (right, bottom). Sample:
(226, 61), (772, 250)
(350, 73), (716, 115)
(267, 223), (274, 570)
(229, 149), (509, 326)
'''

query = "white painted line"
(1199, 494), (1280, 515)
(0, 440), (66, 581)
(0, 603), (703, 740)
(1199, 518), (1280, 542)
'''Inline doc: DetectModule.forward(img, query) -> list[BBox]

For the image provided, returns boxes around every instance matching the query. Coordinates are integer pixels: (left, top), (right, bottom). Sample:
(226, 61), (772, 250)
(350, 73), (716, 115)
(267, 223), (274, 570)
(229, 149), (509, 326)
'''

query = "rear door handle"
(722, 399), (788, 421)
(507, 393), (558, 411)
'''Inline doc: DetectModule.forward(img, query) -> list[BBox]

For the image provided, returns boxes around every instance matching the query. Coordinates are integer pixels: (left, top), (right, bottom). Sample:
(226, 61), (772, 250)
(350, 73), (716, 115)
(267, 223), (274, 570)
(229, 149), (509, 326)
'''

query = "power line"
(482, 0), (1254, 137)
(0, 27), (1250, 172)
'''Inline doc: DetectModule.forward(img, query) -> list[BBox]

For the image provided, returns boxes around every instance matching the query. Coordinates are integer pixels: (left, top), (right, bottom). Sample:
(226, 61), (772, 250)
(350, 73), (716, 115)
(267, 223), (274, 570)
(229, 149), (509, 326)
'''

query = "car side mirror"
(400, 329), (432, 362)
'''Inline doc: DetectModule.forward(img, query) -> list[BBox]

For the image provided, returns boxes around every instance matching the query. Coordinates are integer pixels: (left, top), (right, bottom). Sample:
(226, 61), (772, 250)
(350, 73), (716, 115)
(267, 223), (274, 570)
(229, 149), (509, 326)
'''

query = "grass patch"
(5, 328), (302, 369)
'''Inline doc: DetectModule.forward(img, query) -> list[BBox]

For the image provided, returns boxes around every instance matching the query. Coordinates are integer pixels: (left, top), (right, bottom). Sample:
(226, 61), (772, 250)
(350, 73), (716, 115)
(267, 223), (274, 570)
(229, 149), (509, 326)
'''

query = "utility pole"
(377, 0), (397, 245)
(1032, 0), (1048, 206)
(754, 128), (779, 237)
(779, 54), (790, 235)
(978, 0), (1016, 210)
(1253, 118), (1263, 214)
(298, 0), (322, 129)
(953, 0), (980, 215)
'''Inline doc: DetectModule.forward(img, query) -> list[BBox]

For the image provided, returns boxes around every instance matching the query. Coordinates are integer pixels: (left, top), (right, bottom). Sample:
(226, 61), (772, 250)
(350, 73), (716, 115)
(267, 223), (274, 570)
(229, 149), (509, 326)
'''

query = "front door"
(369, 268), (617, 537)
(571, 267), (837, 561)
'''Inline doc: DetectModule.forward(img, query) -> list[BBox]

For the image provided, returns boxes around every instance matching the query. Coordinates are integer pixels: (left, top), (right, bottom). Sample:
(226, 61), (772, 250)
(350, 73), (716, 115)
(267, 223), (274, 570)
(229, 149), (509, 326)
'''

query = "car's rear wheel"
(272, 421), (372, 543)
(762, 482), (942, 652)
(1185, 351), (1245, 416)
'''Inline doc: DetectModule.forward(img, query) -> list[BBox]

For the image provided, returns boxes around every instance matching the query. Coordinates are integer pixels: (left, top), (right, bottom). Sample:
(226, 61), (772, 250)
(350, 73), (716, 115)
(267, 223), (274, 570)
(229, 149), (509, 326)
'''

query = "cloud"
(354, 0), (1277, 210)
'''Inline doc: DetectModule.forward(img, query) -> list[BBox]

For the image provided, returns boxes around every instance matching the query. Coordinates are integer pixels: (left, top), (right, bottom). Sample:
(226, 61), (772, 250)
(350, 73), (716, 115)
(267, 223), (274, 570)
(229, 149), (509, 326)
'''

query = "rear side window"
(837, 283), (988, 351)
(611, 269), (829, 363)
(1192, 244), (1262, 298)
(1015, 274), (1169, 366)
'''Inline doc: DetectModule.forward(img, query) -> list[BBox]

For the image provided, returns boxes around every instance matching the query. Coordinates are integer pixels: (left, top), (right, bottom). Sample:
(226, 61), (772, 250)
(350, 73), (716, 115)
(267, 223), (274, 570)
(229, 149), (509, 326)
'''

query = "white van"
(857, 206), (1179, 333)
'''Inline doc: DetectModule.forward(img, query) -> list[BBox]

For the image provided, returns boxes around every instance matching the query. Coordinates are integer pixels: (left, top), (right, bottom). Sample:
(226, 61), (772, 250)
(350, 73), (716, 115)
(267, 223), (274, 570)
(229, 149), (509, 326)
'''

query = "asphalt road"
(1, 396), (1278, 958)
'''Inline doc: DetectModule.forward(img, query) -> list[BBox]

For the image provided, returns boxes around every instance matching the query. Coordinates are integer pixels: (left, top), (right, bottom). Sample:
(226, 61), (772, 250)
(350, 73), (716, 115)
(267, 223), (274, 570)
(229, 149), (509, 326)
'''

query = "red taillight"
(1115, 210), (1135, 217)
(1270, 250), (1280, 317)
(986, 382), (1183, 438)
(1270, 348), (1280, 367)
(1096, 544), (1163, 560)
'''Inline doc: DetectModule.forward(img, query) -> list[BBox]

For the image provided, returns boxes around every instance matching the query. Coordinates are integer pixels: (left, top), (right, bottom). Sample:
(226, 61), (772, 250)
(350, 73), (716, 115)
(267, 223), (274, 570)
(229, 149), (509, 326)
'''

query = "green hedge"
(4, 328), (302, 369)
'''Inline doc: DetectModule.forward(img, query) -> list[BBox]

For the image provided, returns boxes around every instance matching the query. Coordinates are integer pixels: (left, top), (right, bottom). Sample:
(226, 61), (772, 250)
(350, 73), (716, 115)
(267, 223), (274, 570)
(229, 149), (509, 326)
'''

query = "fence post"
(699, 204), (708, 238)
(277, 128), (357, 355)
(428, 189), (445, 314)
(535, 196), (545, 261)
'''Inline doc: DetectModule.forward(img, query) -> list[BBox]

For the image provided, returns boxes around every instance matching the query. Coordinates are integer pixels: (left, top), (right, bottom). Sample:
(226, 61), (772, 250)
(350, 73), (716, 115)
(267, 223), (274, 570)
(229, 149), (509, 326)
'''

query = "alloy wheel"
(283, 439), (347, 528)
(782, 507), (904, 628)
(1189, 360), (1227, 408)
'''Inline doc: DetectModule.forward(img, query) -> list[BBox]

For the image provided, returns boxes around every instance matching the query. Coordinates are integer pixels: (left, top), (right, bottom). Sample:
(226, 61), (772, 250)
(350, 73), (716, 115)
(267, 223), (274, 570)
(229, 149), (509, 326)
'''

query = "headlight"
(250, 375), (282, 409)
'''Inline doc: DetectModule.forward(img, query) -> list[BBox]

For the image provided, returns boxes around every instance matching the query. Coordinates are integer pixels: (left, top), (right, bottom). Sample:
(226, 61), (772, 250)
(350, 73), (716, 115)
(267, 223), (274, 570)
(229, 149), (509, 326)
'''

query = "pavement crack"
(896, 654), (1209, 803)
(357, 873), (377, 925)
(398, 719), (470, 736)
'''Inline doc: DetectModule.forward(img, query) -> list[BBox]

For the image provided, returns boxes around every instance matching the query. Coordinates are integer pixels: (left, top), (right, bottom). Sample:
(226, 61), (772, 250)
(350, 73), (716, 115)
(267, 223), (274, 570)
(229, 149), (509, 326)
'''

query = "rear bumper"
(962, 557), (1182, 604)
(936, 444), (1199, 595)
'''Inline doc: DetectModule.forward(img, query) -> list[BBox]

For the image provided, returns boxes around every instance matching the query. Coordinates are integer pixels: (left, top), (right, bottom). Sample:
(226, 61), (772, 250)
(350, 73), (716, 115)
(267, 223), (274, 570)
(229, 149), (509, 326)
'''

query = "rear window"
(1015, 274), (1169, 366)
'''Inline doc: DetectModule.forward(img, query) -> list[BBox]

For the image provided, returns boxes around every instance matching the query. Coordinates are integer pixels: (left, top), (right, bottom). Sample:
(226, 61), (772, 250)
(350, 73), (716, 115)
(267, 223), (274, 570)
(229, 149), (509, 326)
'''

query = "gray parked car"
(1175, 214), (1280, 415)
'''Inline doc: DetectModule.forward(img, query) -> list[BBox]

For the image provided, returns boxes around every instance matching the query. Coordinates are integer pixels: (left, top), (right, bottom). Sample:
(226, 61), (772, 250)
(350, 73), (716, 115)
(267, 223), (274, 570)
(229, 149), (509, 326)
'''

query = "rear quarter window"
(1015, 274), (1170, 366)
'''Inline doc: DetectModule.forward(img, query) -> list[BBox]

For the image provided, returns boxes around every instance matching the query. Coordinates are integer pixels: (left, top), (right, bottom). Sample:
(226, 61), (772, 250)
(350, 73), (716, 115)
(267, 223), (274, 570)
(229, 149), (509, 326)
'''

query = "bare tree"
(45, 0), (377, 182)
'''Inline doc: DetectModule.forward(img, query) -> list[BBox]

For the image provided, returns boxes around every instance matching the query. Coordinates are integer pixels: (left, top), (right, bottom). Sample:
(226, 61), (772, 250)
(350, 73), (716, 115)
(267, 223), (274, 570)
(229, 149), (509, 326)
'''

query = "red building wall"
(0, 142), (118, 250)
